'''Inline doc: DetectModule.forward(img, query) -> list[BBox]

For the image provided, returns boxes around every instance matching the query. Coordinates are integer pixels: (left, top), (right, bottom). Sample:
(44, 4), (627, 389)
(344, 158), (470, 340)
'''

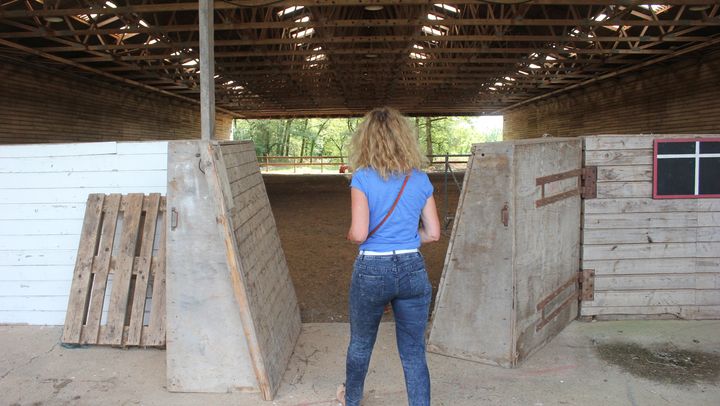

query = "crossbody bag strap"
(367, 174), (411, 238)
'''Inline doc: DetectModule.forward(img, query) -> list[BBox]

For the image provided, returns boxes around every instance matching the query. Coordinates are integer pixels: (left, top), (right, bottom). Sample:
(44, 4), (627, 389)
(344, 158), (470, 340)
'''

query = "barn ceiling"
(0, 1), (719, 118)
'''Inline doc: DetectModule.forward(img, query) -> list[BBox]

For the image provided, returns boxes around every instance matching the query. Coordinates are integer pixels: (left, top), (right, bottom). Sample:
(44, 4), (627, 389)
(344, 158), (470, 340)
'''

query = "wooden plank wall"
(212, 141), (301, 399)
(512, 139), (582, 360)
(165, 141), (258, 393)
(504, 50), (720, 139)
(0, 141), (168, 325)
(429, 138), (582, 368)
(0, 60), (233, 144)
(581, 135), (720, 319)
(428, 142), (516, 367)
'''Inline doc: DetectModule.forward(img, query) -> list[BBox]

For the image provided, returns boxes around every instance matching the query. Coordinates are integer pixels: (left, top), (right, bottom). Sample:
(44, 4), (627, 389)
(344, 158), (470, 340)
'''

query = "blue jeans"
(345, 252), (432, 406)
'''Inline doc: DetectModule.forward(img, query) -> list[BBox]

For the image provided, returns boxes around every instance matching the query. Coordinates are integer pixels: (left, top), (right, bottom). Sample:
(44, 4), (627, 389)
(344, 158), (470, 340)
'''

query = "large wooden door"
(427, 138), (583, 367)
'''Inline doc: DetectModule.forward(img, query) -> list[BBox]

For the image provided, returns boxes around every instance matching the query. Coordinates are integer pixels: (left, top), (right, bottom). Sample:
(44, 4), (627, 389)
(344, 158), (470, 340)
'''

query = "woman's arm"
(347, 187), (370, 244)
(419, 195), (441, 244)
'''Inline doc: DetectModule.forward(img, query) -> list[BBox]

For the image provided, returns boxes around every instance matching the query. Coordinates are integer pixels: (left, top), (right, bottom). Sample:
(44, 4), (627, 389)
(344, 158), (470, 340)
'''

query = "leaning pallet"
(62, 193), (166, 347)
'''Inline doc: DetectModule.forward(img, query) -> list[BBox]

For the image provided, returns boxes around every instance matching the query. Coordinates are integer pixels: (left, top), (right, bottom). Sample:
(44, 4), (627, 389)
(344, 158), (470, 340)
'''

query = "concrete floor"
(1, 320), (718, 406)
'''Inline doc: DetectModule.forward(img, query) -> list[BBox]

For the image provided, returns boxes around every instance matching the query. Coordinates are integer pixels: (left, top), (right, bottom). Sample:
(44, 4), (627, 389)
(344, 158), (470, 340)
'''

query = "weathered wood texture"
(0, 61), (232, 144)
(209, 140), (301, 400)
(165, 141), (258, 393)
(61, 193), (166, 347)
(0, 141), (167, 325)
(504, 51), (720, 139)
(513, 140), (582, 360)
(428, 142), (515, 367)
(428, 138), (581, 367)
(581, 135), (720, 319)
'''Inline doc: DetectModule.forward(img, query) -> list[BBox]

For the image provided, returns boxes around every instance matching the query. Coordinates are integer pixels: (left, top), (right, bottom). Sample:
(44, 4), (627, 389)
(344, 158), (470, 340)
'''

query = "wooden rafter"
(0, 1), (718, 117)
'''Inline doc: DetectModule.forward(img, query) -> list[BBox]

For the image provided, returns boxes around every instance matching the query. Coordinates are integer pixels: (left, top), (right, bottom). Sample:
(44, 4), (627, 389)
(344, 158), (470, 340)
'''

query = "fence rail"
(258, 154), (471, 173)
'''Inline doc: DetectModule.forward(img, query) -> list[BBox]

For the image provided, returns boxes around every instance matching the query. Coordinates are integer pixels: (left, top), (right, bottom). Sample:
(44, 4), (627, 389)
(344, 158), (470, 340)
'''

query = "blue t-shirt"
(351, 167), (434, 251)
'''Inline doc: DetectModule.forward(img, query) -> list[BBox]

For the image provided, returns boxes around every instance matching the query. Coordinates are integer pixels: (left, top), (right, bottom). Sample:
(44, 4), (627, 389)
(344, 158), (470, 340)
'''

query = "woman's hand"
(419, 195), (441, 244)
(347, 187), (369, 244)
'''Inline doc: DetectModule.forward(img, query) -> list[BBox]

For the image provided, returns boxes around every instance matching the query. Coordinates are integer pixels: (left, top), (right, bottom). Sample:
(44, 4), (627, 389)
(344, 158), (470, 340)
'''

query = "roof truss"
(0, 0), (718, 117)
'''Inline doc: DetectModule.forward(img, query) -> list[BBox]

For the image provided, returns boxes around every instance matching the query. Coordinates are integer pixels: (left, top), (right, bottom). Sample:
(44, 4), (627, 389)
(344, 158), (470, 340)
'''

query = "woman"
(338, 107), (441, 406)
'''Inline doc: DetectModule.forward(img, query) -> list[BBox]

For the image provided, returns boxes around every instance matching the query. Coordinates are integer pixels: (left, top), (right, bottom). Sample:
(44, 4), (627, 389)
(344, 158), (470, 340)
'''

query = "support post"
(443, 154), (449, 228)
(199, 0), (215, 140)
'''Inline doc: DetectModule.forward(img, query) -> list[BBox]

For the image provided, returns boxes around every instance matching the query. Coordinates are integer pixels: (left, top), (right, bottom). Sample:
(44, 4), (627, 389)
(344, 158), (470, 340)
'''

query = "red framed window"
(653, 138), (720, 199)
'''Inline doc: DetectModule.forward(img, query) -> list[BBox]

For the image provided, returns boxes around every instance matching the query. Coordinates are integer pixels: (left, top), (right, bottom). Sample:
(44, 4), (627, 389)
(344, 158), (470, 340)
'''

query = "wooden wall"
(504, 50), (720, 139)
(0, 141), (167, 325)
(165, 140), (299, 398)
(429, 138), (582, 367)
(165, 141), (258, 393)
(581, 135), (720, 320)
(0, 60), (233, 143)
(216, 141), (301, 399)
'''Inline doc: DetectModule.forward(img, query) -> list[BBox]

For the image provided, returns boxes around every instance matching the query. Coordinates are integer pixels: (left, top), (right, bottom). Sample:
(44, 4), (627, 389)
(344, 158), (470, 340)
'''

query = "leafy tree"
(232, 115), (502, 158)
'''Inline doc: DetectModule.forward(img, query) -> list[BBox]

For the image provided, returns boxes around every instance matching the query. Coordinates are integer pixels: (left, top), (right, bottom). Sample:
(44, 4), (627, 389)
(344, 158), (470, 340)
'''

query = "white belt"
(359, 248), (419, 256)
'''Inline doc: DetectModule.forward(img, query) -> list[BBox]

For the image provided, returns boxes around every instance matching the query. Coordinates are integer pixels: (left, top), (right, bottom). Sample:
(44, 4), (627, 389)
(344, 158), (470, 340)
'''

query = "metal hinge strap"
(580, 166), (597, 199)
(578, 269), (595, 301)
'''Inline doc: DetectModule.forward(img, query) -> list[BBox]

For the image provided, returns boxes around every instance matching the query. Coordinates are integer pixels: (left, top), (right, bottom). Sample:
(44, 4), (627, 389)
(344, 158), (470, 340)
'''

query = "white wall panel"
(0, 141), (168, 325)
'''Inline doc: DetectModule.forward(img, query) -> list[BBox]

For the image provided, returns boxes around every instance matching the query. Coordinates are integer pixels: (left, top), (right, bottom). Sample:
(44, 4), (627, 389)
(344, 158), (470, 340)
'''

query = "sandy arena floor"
(264, 173), (461, 322)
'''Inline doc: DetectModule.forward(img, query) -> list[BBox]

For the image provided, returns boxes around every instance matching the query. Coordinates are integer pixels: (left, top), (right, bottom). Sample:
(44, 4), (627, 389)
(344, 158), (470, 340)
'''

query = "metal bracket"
(579, 269), (595, 301)
(534, 168), (582, 208)
(534, 165), (598, 207)
(534, 269), (595, 331)
(580, 166), (597, 199)
(535, 274), (579, 331)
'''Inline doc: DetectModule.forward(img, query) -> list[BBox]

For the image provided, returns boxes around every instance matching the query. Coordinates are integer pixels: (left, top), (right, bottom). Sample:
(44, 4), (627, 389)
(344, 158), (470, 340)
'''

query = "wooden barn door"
(428, 138), (589, 367)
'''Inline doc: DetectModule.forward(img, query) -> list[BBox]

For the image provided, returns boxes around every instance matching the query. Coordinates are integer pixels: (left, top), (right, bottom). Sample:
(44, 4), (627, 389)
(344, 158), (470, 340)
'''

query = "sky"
(469, 115), (503, 133)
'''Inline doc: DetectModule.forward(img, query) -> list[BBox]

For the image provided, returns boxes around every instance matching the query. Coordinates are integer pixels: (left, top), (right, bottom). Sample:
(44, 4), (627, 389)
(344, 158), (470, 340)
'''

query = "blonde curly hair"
(348, 107), (428, 179)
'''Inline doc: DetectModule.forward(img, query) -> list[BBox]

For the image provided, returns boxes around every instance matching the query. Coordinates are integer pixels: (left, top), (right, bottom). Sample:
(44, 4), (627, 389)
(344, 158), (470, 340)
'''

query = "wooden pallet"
(62, 193), (166, 347)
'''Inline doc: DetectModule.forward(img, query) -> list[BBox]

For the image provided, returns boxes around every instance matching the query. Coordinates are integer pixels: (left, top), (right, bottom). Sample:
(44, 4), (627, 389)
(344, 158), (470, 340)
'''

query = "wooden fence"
(257, 154), (471, 172)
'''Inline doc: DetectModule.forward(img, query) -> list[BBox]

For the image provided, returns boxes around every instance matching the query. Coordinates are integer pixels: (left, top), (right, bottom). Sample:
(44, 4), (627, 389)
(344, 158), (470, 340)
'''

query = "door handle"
(171, 207), (179, 230)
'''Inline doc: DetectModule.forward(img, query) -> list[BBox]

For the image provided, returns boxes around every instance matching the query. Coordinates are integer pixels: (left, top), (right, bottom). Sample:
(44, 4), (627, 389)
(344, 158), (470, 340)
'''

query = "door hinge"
(580, 166), (597, 199)
(578, 269), (595, 301)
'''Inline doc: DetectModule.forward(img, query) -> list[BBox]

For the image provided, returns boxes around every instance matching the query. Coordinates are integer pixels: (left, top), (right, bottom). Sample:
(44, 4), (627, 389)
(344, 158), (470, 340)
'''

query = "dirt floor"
(596, 342), (720, 386)
(264, 173), (462, 322)
(2, 320), (719, 405)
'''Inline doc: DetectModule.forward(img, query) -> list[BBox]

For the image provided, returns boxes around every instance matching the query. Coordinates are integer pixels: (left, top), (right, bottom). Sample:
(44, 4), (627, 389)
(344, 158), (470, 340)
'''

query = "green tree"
(232, 115), (502, 158)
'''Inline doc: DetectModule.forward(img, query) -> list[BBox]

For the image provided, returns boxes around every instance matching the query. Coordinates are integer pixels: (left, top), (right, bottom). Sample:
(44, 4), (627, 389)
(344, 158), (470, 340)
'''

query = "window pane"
(700, 141), (720, 154)
(657, 141), (695, 155)
(656, 158), (695, 196)
(699, 157), (720, 195)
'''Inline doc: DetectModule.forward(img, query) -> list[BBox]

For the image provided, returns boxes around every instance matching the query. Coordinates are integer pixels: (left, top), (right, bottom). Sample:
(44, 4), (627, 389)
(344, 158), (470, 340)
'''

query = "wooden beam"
(3, 17), (718, 38)
(497, 36), (720, 112)
(36, 43), (677, 56)
(164, 71), (593, 82)
(214, 105), (511, 119)
(199, 0), (215, 140)
(0, 1), (716, 19)
(0, 28), (708, 44)
(70, 52), (625, 66)
(0, 17), (201, 95)
(1, 1), (715, 119)
(0, 37), (238, 117)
